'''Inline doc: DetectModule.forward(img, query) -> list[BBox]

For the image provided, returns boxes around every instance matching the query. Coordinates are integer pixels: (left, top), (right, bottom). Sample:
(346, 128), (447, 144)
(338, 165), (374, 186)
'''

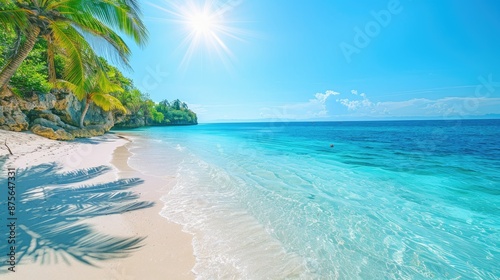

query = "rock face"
(52, 90), (82, 126)
(113, 115), (145, 128)
(31, 124), (75, 141)
(0, 88), (116, 140)
(0, 89), (30, 131)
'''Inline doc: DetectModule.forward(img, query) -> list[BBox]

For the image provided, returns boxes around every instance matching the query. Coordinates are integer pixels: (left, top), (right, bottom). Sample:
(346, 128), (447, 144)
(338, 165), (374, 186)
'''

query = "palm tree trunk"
(0, 26), (41, 89)
(80, 99), (91, 128)
(45, 34), (57, 84)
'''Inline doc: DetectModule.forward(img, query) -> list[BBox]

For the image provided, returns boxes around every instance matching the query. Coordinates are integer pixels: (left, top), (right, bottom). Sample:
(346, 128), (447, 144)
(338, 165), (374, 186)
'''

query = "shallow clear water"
(125, 119), (500, 279)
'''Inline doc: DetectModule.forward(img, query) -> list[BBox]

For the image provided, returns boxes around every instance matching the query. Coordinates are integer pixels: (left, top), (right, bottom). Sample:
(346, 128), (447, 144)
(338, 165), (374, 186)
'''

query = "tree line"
(0, 0), (196, 128)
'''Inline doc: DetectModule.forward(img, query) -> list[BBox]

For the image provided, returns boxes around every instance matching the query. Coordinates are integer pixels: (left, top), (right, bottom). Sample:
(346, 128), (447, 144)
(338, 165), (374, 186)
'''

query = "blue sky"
(122, 0), (500, 122)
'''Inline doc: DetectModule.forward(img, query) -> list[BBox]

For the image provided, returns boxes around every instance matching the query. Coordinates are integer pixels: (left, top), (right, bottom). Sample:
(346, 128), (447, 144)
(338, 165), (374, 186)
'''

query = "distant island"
(0, 1), (196, 141)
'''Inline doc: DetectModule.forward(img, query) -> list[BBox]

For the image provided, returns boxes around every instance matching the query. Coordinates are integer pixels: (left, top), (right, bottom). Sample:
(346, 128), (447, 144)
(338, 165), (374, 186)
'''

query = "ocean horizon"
(197, 116), (500, 124)
(124, 119), (499, 279)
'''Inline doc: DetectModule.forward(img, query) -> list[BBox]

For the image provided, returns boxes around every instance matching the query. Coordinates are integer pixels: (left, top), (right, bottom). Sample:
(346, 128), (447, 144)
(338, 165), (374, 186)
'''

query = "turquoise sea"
(125, 119), (500, 279)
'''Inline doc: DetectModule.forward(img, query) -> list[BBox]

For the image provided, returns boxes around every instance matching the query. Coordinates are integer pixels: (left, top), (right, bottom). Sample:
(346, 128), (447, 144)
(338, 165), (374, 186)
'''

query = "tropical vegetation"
(0, 0), (147, 89)
(57, 68), (127, 128)
(0, 0), (197, 133)
(152, 99), (198, 125)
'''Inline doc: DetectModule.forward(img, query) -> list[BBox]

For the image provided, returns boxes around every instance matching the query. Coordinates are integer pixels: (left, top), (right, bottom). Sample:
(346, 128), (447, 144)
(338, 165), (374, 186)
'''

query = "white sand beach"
(0, 130), (195, 279)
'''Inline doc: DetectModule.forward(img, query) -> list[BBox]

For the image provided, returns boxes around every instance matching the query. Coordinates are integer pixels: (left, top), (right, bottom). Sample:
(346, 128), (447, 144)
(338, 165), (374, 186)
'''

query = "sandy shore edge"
(0, 130), (195, 279)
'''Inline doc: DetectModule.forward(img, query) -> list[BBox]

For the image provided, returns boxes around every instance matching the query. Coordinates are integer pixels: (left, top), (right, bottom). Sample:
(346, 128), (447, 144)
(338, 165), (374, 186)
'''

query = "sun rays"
(147, 0), (247, 70)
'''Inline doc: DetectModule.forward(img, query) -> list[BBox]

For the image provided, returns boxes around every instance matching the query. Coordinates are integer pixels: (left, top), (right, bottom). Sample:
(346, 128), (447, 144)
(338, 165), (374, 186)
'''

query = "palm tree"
(60, 70), (127, 128)
(172, 99), (181, 110)
(0, 0), (147, 89)
(159, 99), (170, 109)
(181, 101), (188, 110)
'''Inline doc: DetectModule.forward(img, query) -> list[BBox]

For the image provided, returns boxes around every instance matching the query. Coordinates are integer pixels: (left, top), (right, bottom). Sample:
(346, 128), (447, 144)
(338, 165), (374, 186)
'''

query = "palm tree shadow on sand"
(0, 163), (154, 273)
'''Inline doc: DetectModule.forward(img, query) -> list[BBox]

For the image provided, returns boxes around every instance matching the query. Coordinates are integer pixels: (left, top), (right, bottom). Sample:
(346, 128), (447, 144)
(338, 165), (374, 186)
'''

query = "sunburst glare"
(147, 0), (248, 70)
(189, 12), (214, 33)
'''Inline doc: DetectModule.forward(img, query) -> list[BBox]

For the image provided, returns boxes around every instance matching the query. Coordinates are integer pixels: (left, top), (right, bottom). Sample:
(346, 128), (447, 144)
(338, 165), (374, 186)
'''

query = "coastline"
(0, 130), (195, 279)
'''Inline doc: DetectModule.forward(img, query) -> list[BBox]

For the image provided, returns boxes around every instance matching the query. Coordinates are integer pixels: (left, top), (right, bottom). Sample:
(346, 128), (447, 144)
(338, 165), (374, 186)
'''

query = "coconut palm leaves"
(0, 0), (148, 89)
(58, 70), (127, 127)
(0, 163), (153, 271)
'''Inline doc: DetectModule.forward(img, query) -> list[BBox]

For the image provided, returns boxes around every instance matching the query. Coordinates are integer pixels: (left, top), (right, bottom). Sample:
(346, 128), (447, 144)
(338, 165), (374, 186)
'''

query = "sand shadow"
(0, 163), (154, 272)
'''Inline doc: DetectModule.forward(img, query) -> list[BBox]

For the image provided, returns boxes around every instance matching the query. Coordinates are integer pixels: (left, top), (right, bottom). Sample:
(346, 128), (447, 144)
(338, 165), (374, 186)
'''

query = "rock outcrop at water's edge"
(113, 115), (146, 129)
(0, 88), (115, 140)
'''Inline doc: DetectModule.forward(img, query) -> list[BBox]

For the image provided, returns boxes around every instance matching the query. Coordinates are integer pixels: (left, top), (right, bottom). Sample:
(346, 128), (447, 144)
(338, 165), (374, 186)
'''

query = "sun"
(189, 12), (215, 34)
(147, 0), (247, 69)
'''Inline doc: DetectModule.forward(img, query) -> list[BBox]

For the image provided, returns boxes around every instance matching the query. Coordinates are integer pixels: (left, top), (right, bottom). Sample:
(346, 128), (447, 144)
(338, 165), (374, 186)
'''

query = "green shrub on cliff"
(151, 99), (198, 125)
(0, 29), (50, 95)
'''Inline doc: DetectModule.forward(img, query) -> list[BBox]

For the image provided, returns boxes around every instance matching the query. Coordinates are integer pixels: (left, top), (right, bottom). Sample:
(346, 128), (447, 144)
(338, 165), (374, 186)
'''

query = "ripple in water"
(125, 120), (500, 279)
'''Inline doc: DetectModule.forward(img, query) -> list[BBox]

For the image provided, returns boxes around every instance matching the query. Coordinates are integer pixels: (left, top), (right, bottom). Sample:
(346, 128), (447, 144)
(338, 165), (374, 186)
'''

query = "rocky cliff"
(113, 115), (145, 129)
(0, 88), (115, 140)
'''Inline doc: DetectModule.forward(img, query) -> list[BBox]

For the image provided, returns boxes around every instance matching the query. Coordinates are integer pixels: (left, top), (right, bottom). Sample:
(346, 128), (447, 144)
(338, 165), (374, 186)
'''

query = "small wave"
(175, 144), (186, 151)
(160, 156), (314, 279)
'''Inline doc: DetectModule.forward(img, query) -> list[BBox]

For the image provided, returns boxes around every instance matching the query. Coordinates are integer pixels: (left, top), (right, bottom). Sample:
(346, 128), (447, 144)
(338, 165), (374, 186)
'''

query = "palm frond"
(50, 22), (86, 91)
(92, 92), (127, 113)
(1, 0), (148, 92)
(68, 11), (131, 66)
(0, 8), (28, 30)
(81, 0), (148, 46)
(54, 79), (82, 98)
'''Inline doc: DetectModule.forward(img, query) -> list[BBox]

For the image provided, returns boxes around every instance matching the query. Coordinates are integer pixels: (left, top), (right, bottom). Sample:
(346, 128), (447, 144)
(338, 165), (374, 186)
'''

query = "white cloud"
(337, 98), (373, 111)
(336, 90), (372, 111)
(315, 90), (340, 104)
(261, 90), (339, 119)
(335, 94), (500, 118)
(260, 89), (500, 122)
